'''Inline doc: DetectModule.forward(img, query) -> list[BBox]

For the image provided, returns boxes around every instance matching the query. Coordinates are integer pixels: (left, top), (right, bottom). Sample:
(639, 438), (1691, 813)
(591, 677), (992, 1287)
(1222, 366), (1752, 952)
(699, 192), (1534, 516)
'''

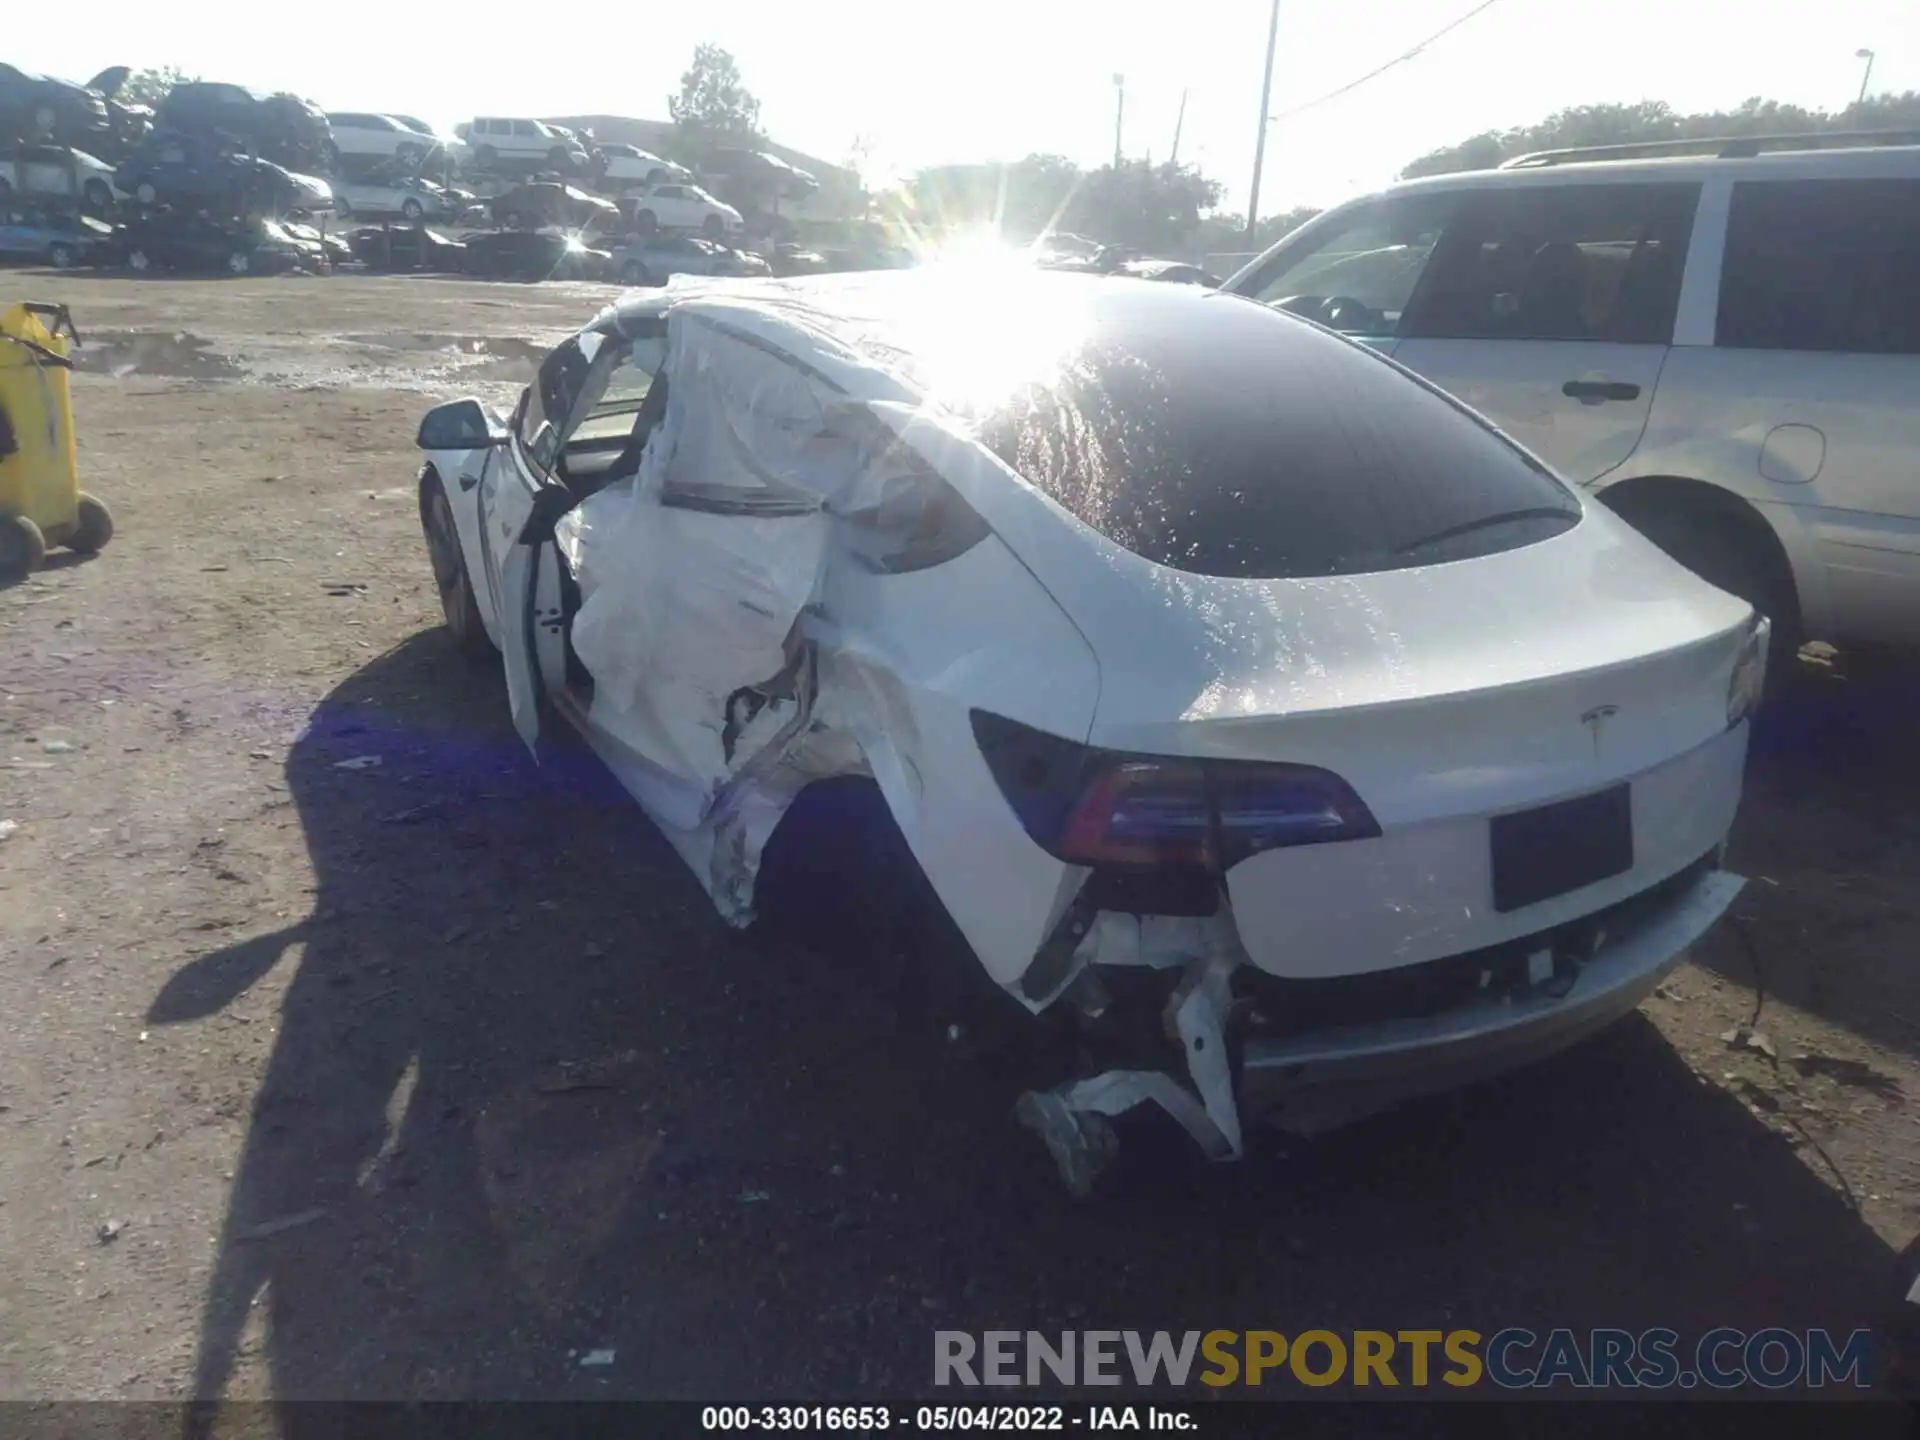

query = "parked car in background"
(0, 204), (113, 267)
(488, 181), (618, 232)
(1114, 259), (1221, 287)
(336, 170), (456, 222)
(611, 233), (770, 285)
(459, 228), (608, 281)
(83, 68), (154, 160)
(280, 219), (349, 267)
(0, 64), (111, 149)
(327, 112), (439, 165)
(115, 134), (330, 216)
(121, 211), (320, 275)
(155, 83), (332, 173)
(1223, 132), (1920, 666)
(769, 241), (828, 277)
(0, 144), (120, 213)
(624, 182), (742, 237)
(457, 118), (586, 171)
(592, 143), (687, 188)
(347, 223), (467, 272)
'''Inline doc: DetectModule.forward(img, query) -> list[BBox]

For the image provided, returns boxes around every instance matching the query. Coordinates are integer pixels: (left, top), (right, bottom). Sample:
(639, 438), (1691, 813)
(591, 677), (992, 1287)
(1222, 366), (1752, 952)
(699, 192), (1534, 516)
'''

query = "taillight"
(973, 711), (1379, 875)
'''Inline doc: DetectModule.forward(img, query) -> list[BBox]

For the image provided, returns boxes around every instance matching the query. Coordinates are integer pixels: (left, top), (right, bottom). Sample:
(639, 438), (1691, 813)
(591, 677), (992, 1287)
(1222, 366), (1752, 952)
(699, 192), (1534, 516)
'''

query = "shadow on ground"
(151, 634), (1899, 1406)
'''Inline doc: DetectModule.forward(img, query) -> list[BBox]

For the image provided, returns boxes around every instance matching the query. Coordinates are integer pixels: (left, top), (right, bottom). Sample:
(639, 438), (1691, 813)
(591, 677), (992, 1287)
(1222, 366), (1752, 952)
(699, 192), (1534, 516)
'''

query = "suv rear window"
(970, 288), (1580, 579)
(1718, 179), (1920, 355)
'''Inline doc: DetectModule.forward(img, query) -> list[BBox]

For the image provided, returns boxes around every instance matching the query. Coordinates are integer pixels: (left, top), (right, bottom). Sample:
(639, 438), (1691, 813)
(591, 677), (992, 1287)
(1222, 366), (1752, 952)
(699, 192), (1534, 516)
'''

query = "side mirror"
(416, 397), (507, 450)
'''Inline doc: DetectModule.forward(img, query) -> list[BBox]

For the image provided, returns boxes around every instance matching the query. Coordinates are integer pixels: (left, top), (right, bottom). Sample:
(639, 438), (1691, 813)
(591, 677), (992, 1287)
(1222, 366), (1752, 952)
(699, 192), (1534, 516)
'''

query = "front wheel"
(47, 243), (77, 269)
(400, 198), (424, 221)
(227, 250), (252, 276)
(634, 209), (657, 235)
(127, 248), (152, 273)
(702, 213), (724, 239)
(419, 472), (495, 662)
(83, 179), (113, 213)
(1, 514), (47, 582)
(134, 180), (158, 205)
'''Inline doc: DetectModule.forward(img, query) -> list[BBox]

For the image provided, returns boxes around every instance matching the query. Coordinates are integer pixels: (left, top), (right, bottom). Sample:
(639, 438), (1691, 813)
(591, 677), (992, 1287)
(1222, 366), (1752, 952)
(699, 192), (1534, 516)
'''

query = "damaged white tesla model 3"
(413, 268), (1765, 1193)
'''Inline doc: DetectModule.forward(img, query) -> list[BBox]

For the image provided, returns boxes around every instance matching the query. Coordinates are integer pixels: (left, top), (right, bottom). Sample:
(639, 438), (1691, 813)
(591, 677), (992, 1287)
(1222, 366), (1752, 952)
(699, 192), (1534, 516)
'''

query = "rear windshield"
(971, 289), (1580, 579)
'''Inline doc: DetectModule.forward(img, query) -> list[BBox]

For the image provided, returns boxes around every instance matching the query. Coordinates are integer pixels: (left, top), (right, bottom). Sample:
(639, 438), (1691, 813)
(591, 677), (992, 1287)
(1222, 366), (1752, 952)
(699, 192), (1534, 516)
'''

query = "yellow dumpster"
(1, 302), (112, 581)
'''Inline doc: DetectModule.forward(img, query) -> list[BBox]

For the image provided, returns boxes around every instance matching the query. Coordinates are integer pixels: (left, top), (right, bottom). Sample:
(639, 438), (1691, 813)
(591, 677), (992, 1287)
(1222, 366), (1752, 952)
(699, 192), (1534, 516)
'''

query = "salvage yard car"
(611, 233), (770, 285)
(624, 181), (742, 237)
(487, 180), (618, 233)
(0, 143), (120, 213)
(0, 205), (113, 267)
(336, 171), (456, 222)
(122, 212), (320, 275)
(1224, 131), (1920, 671)
(410, 270), (1762, 1193)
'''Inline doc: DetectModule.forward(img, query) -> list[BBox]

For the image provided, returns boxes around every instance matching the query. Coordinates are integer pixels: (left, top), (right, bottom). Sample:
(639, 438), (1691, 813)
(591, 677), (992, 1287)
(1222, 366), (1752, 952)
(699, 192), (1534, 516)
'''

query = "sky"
(11, 1), (1914, 216)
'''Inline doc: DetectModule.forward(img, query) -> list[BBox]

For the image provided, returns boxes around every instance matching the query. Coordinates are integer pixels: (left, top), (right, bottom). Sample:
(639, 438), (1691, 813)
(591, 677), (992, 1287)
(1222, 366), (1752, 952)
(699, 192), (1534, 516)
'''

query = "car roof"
(1376, 139), (1920, 199)
(601, 269), (1342, 408)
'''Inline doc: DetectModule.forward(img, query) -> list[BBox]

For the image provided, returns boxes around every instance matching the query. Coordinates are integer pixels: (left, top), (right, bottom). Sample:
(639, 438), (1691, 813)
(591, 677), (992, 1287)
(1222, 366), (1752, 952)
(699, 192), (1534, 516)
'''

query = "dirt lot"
(0, 273), (1916, 1404)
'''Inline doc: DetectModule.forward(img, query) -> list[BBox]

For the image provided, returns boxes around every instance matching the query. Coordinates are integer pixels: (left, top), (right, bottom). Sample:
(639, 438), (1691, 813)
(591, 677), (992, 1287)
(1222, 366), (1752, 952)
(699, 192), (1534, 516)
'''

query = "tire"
(227, 250), (252, 276)
(635, 209), (657, 236)
(548, 146), (574, 168)
(68, 493), (113, 554)
(702, 213), (724, 239)
(335, 197), (354, 219)
(396, 143), (423, 166)
(47, 243), (76, 269)
(400, 198), (424, 221)
(32, 104), (56, 136)
(418, 472), (494, 661)
(1, 514), (46, 582)
(83, 178), (113, 212)
(619, 260), (648, 285)
(134, 180), (158, 206)
(127, 248), (152, 273)
(475, 144), (497, 169)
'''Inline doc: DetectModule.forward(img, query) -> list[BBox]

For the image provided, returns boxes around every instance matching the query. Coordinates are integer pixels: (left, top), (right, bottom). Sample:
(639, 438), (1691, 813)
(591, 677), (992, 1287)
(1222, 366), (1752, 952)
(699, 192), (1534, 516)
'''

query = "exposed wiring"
(1267, 0), (1507, 124)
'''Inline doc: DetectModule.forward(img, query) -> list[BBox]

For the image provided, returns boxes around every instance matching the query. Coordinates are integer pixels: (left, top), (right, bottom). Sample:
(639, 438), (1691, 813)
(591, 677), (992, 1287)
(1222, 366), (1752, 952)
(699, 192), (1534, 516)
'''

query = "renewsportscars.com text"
(933, 1328), (1873, 1390)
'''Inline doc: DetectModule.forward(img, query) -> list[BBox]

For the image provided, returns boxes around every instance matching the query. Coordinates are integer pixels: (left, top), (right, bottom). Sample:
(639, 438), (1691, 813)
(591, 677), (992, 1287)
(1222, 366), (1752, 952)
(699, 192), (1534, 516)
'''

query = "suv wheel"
(47, 243), (77, 269)
(227, 250), (252, 276)
(127, 248), (152, 272)
(702, 213), (724, 239)
(635, 209), (658, 235)
(400, 198), (424, 221)
(475, 144), (497, 168)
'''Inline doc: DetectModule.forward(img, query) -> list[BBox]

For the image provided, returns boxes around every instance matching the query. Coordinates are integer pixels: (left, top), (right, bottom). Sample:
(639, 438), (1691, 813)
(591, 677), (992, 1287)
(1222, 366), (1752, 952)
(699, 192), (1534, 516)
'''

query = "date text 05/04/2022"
(701, 1406), (1194, 1431)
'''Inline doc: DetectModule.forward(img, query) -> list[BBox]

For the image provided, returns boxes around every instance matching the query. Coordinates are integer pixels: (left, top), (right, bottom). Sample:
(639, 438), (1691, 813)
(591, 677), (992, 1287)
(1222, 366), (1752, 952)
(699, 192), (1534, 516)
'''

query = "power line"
(1267, 0), (1506, 125)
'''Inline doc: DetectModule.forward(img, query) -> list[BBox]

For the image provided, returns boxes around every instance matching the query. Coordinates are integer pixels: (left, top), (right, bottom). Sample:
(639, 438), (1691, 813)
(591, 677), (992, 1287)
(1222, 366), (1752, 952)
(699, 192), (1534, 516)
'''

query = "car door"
(1704, 175), (1920, 645)
(1390, 181), (1699, 484)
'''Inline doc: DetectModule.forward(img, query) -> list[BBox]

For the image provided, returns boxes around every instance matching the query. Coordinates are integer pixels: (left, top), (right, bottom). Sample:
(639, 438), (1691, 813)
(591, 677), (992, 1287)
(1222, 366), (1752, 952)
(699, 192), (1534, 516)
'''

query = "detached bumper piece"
(1015, 859), (1743, 1196)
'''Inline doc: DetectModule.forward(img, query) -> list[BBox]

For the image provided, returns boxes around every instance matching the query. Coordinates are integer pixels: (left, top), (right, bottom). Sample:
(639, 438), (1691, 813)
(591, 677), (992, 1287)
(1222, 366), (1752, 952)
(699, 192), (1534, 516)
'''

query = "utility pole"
(1170, 88), (1189, 165)
(1855, 48), (1876, 106)
(1113, 73), (1126, 169)
(1245, 0), (1280, 243)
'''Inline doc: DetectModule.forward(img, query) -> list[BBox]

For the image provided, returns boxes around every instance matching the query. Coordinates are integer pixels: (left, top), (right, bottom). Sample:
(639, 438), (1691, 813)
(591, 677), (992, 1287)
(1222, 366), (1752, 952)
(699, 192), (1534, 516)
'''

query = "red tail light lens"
(972, 711), (1380, 874)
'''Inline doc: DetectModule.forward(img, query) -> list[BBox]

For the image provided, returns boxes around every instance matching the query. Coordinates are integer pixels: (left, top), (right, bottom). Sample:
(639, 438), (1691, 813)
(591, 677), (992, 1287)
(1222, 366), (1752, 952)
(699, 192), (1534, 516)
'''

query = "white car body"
(0, 146), (122, 207)
(597, 145), (689, 187)
(458, 117), (585, 168)
(326, 112), (436, 162)
(336, 175), (453, 221)
(413, 270), (1759, 1190)
(1224, 138), (1920, 653)
(625, 182), (742, 234)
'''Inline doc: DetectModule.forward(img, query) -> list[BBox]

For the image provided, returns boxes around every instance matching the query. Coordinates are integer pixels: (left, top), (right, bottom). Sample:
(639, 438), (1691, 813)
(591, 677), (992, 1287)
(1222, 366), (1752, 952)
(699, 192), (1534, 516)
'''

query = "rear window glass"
(969, 290), (1580, 579)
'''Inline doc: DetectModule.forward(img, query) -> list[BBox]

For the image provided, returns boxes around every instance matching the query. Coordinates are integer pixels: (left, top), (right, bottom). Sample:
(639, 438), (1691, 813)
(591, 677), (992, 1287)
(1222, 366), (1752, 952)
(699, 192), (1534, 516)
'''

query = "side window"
(1403, 183), (1699, 344)
(562, 328), (669, 448)
(512, 120), (538, 138)
(1718, 179), (1920, 355)
(517, 336), (596, 477)
(1241, 194), (1458, 335)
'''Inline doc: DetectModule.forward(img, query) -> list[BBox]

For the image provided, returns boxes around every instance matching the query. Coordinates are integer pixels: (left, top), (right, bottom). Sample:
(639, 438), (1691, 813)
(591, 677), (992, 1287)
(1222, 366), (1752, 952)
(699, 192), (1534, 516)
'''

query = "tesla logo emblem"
(1581, 705), (1619, 754)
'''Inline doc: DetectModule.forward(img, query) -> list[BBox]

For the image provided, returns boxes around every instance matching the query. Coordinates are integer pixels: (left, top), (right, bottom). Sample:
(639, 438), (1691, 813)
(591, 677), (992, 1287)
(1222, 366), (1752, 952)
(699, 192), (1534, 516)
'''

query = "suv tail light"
(972, 711), (1379, 875)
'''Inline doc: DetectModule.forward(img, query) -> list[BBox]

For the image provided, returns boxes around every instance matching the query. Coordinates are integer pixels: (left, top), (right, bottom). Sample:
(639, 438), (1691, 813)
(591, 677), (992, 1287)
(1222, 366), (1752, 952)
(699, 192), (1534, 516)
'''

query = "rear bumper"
(1241, 868), (1743, 1133)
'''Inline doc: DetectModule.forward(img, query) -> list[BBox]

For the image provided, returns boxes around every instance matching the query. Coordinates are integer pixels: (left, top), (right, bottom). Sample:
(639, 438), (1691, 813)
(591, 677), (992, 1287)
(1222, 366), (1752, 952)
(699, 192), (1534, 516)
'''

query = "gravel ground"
(0, 273), (1915, 1405)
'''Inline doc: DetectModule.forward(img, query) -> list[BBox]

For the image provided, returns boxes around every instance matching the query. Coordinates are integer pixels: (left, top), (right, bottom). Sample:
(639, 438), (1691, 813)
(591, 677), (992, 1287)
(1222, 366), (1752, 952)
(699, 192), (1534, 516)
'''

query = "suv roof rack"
(1498, 130), (1920, 168)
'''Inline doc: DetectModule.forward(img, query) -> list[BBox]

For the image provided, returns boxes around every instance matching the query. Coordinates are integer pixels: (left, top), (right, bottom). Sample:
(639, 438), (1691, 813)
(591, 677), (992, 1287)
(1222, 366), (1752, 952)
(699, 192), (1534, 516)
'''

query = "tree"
(900, 154), (1226, 254)
(1402, 92), (1920, 177)
(668, 44), (765, 154)
(118, 66), (193, 107)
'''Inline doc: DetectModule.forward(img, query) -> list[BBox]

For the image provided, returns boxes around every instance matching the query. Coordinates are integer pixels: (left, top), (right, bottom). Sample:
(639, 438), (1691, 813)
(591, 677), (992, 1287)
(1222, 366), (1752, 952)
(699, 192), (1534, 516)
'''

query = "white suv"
(625, 182), (743, 237)
(328, 112), (436, 163)
(457, 117), (586, 171)
(1225, 135), (1920, 663)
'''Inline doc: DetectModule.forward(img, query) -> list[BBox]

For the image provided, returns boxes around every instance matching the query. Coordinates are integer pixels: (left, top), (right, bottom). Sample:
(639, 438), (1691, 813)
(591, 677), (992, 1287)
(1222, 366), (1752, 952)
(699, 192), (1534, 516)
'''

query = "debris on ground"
(736, 1190), (771, 1204)
(381, 801), (444, 825)
(332, 755), (382, 771)
(579, 1350), (616, 1367)
(0, 820), (16, 841)
(1721, 1026), (1778, 1060)
(95, 1221), (124, 1244)
(533, 1051), (640, 1094)
(234, 1207), (327, 1241)
(41, 740), (75, 754)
